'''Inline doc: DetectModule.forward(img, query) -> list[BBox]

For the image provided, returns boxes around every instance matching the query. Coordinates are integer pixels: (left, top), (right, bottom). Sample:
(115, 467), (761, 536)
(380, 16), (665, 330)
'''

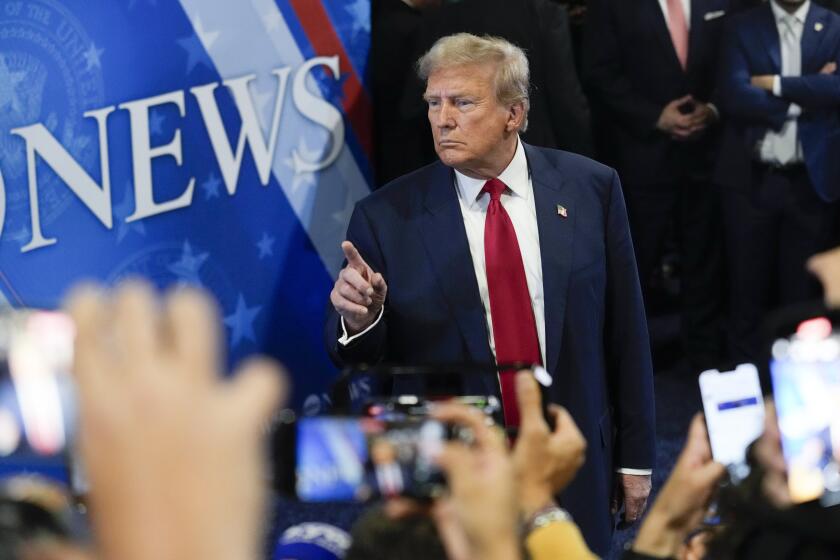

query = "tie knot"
(482, 178), (507, 201)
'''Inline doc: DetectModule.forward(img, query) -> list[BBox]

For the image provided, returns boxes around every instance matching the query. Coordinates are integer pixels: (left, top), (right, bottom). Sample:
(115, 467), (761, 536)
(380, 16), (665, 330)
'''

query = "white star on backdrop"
(345, 0), (371, 36)
(201, 172), (222, 200)
(283, 138), (325, 194)
(83, 43), (104, 71)
(256, 232), (275, 259)
(168, 241), (208, 285)
(224, 294), (262, 347)
(193, 16), (220, 52)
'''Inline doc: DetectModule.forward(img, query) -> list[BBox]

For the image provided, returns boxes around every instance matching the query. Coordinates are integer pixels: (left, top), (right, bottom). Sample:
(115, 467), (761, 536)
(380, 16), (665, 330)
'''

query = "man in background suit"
(582, 0), (731, 372)
(715, 0), (840, 361)
(325, 33), (655, 556)
(379, 0), (593, 185)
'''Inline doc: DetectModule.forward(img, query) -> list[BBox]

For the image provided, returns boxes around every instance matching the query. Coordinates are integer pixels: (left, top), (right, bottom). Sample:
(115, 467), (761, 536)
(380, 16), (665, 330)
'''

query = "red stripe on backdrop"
(288, 0), (373, 159)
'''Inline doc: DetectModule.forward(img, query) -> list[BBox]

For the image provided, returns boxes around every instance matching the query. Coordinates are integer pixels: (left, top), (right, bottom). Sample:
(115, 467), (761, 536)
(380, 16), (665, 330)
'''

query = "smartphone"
(274, 415), (455, 502)
(0, 309), (78, 487)
(770, 315), (840, 505)
(699, 364), (765, 480)
(363, 395), (501, 422)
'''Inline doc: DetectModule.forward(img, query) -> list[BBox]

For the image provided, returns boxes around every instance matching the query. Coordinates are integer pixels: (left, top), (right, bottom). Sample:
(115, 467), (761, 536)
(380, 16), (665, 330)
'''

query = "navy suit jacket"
(324, 144), (656, 555)
(715, 2), (840, 201)
(582, 0), (731, 185)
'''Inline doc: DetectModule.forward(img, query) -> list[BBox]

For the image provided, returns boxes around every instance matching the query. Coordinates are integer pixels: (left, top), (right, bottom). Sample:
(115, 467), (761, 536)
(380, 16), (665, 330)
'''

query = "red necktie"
(667, 0), (689, 70)
(482, 178), (542, 427)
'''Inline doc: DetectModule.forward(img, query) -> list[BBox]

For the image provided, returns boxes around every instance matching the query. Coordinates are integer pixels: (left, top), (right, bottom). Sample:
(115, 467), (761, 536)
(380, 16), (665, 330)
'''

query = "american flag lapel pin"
(557, 204), (568, 218)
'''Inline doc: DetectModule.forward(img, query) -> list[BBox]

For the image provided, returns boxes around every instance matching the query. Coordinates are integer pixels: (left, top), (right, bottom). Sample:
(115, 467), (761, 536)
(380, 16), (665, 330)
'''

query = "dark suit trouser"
(723, 164), (836, 363)
(623, 177), (726, 369)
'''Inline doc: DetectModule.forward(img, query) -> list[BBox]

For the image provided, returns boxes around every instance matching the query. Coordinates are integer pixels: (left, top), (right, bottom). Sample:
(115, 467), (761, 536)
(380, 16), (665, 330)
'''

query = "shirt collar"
(771, 0), (810, 25)
(454, 138), (529, 206)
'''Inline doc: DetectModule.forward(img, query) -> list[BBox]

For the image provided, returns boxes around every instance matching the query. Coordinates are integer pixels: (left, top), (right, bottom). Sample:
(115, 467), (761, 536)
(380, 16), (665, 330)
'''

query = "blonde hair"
(417, 33), (530, 131)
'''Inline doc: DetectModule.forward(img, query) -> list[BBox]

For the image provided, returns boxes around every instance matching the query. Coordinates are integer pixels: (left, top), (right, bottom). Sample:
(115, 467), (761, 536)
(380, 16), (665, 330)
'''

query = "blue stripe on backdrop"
(0, 0), (372, 412)
(275, 0), (375, 184)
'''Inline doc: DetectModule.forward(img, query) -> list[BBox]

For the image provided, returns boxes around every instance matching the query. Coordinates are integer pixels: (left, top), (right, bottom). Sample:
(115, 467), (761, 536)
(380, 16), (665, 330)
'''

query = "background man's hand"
(820, 61), (837, 74)
(512, 371), (586, 518)
(808, 246), (840, 307)
(684, 102), (718, 134)
(612, 473), (652, 524)
(656, 95), (695, 138)
(751, 74), (775, 91)
(632, 414), (726, 558)
(331, 241), (387, 335)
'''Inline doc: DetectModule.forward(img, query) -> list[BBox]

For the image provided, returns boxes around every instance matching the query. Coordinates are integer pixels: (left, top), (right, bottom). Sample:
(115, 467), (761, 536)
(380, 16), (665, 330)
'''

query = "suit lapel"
(649, 0), (685, 72)
(687, 0), (706, 72)
(802, 5), (829, 73)
(524, 144), (575, 376)
(757, 3), (782, 71)
(419, 162), (493, 366)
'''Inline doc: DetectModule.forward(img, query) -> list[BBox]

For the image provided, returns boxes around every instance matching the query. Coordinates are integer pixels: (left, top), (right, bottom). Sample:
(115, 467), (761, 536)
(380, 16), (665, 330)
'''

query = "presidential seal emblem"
(0, 0), (105, 245)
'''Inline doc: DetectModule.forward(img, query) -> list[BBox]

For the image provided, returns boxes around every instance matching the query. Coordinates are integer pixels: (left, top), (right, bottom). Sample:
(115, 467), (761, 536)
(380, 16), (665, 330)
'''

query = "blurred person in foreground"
(582, 0), (731, 371)
(326, 31), (655, 555)
(345, 371), (596, 560)
(59, 282), (287, 560)
(715, 0), (840, 363)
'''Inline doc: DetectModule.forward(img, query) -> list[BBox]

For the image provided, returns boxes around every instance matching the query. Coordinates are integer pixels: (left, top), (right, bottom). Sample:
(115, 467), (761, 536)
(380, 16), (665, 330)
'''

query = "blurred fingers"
(230, 357), (288, 428)
(432, 403), (501, 452)
(164, 287), (221, 383)
(112, 280), (160, 375)
(64, 284), (109, 387)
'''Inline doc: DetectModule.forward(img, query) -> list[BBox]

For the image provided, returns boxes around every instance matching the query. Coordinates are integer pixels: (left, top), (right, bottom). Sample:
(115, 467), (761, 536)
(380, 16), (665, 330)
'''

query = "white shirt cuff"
(707, 102), (719, 119)
(616, 468), (653, 476)
(772, 75), (782, 96)
(338, 306), (384, 346)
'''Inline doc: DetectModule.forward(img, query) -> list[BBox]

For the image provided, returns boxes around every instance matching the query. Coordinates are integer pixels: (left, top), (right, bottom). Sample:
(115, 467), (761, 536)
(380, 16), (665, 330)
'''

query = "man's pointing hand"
(331, 241), (388, 335)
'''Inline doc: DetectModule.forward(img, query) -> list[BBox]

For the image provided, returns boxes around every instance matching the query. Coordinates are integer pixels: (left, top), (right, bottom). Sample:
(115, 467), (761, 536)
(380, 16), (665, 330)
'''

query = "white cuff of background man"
(772, 75), (802, 117)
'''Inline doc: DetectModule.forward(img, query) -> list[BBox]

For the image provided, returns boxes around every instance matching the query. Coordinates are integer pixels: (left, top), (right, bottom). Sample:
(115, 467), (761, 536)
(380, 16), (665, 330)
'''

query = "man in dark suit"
(582, 0), (731, 371)
(715, 0), (840, 361)
(380, 0), (593, 185)
(324, 33), (655, 556)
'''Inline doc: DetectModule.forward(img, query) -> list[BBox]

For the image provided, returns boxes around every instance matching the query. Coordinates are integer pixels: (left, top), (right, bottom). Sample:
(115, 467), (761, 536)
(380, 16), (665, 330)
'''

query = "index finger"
(515, 371), (546, 431)
(342, 241), (369, 275)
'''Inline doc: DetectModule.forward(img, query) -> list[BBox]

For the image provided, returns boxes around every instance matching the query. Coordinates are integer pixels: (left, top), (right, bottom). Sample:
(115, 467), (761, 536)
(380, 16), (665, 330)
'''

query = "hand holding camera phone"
(699, 364), (765, 481)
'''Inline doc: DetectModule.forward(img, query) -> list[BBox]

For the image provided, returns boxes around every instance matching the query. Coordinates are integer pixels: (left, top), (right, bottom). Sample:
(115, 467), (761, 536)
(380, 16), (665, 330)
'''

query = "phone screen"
(295, 417), (447, 502)
(770, 317), (840, 505)
(699, 364), (765, 476)
(0, 309), (77, 486)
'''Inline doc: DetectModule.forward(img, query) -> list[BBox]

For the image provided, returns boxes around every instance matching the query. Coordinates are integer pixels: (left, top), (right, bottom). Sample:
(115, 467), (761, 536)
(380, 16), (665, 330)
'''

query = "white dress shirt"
(340, 138), (650, 475)
(454, 138), (546, 366)
(760, 0), (809, 164)
(657, 0), (691, 30)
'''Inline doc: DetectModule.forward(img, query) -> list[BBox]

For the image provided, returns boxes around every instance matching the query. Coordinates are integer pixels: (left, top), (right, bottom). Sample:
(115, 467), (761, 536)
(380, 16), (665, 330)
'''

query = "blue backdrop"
(0, 0), (373, 411)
